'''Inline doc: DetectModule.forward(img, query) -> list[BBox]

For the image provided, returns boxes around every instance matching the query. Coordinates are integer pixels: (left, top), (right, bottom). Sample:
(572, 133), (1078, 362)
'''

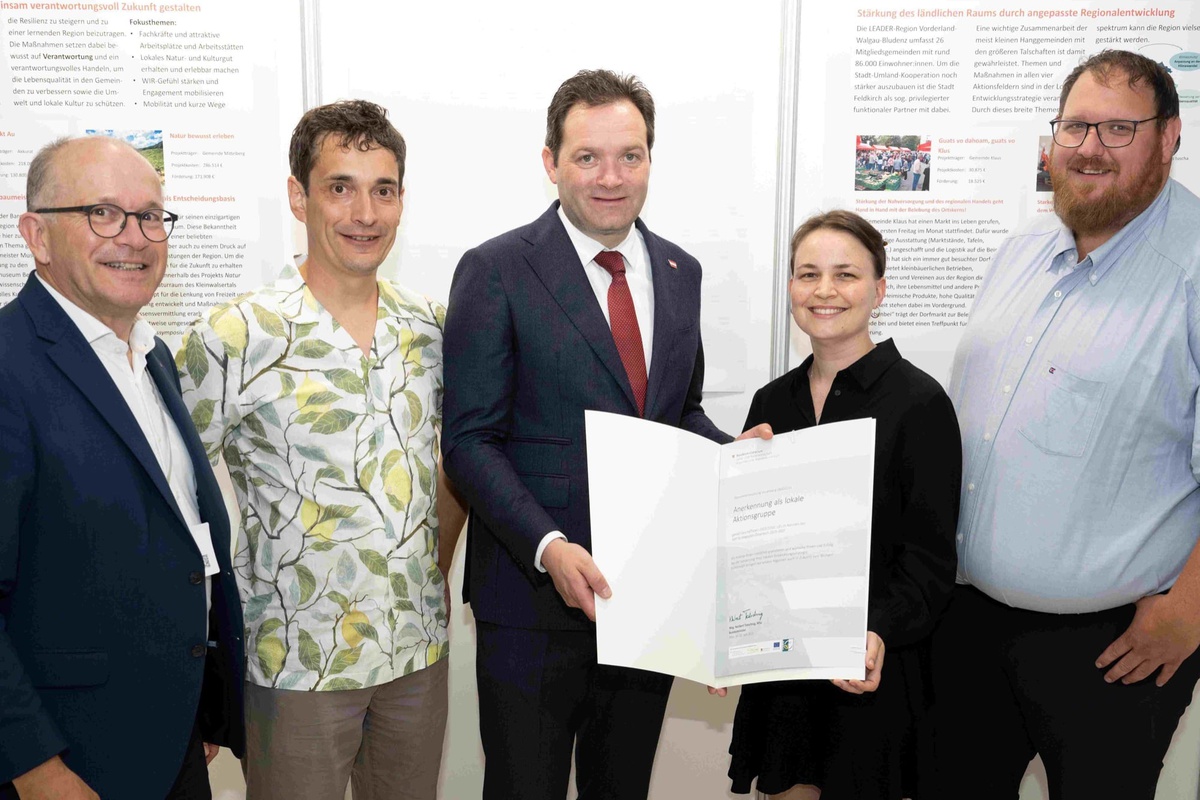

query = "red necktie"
(594, 250), (647, 416)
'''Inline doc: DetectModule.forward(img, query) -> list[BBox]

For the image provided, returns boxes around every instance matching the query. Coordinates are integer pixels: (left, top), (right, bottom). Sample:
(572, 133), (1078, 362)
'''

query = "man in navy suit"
(0, 136), (244, 799)
(444, 69), (765, 800)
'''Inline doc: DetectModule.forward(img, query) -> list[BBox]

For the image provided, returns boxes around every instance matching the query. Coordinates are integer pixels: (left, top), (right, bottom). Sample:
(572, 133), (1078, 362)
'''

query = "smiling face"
(18, 137), (168, 341)
(288, 135), (402, 280)
(542, 100), (650, 248)
(789, 228), (885, 352)
(1050, 69), (1179, 241)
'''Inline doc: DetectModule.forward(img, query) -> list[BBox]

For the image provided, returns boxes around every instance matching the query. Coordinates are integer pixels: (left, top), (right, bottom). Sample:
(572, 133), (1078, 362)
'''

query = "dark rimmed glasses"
(33, 203), (179, 242)
(1049, 116), (1160, 149)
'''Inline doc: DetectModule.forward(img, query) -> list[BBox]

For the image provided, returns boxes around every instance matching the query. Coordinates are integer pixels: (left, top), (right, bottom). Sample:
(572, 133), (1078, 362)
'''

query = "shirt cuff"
(534, 531), (567, 573)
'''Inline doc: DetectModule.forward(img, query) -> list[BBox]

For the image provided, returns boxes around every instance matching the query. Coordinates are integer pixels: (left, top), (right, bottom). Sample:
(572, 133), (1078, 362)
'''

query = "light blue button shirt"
(949, 179), (1200, 613)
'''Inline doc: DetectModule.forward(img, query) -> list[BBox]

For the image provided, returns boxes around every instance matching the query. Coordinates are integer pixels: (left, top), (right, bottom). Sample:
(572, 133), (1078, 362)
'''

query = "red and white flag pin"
(668, 259), (678, 269)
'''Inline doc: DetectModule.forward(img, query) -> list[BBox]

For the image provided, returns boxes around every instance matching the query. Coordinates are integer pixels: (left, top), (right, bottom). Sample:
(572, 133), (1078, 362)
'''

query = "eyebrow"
(323, 174), (399, 187)
(91, 196), (165, 210)
(794, 262), (864, 270)
(572, 143), (647, 154)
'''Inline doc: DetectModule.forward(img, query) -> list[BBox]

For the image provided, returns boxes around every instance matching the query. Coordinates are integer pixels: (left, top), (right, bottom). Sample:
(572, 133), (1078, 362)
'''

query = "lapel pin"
(668, 259), (677, 269)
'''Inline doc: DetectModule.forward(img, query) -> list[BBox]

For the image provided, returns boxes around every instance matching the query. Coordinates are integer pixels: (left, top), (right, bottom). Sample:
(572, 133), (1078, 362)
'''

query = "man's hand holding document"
(586, 410), (874, 689)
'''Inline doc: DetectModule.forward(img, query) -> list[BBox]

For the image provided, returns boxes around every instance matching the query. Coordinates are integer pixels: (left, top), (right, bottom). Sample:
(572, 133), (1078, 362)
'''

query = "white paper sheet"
(588, 411), (874, 688)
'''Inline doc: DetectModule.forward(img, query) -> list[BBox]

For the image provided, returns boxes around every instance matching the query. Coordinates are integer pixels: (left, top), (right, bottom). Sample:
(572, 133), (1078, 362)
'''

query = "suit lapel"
(524, 204), (639, 414)
(21, 275), (191, 532)
(147, 344), (226, 534)
(147, 345), (233, 567)
(640, 220), (680, 419)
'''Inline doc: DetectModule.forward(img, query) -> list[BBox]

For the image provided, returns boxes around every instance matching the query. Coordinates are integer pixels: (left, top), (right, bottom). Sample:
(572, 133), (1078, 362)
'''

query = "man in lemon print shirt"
(179, 100), (466, 800)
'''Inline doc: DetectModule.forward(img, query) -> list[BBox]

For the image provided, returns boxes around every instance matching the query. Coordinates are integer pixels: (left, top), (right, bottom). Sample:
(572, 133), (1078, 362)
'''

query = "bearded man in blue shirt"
(933, 49), (1200, 800)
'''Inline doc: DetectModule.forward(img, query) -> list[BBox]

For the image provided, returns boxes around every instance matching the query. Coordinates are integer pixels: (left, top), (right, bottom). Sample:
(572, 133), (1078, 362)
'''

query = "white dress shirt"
(36, 273), (212, 615)
(557, 205), (655, 369)
(536, 212), (657, 572)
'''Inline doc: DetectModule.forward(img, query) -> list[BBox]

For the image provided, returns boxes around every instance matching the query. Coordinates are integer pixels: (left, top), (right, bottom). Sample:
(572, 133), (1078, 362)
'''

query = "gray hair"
(26, 135), (147, 210)
(25, 136), (74, 210)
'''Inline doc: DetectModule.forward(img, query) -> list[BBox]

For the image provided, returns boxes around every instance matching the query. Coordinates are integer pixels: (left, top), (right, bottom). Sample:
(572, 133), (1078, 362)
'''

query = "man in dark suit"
(443, 69), (765, 800)
(0, 136), (244, 799)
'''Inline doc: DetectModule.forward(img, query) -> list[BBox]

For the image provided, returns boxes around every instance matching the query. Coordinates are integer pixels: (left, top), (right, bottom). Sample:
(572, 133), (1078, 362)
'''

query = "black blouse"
(742, 339), (962, 648)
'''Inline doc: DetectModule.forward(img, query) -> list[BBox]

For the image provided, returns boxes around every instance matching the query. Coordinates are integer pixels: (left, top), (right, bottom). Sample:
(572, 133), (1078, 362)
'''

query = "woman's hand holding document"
(586, 410), (874, 689)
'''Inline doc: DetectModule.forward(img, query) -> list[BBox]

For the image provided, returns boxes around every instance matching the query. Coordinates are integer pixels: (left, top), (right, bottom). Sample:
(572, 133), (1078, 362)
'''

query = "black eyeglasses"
(33, 203), (179, 242)
(1049, 116), (1160, 149)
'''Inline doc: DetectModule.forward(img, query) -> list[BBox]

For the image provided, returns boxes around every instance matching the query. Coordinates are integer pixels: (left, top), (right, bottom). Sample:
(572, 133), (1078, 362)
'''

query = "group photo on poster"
(854, 134), (932, 191)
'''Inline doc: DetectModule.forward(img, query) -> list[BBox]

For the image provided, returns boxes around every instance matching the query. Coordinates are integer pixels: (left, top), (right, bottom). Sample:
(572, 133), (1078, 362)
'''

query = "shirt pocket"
(1017, 363), (1106, 458)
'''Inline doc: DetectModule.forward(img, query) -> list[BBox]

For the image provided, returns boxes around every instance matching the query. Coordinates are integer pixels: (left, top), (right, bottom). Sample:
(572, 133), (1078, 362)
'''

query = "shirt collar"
(1049, 178), (1172, 283)
(276, 259), (341, 323)
(277, 260), (306, 289)
(841, 337), (902, 389)
(557, 205), (645, 272)
(791, 338), (902, 397)
(35, 271), (157, 355)
(283, 259), (414, 327)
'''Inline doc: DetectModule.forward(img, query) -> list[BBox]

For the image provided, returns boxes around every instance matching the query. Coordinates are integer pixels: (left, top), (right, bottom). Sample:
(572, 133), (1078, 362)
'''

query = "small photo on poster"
(1036, 135), (1053, 192)
(86, 129), (165, 184)
(854, 135), (931, 192)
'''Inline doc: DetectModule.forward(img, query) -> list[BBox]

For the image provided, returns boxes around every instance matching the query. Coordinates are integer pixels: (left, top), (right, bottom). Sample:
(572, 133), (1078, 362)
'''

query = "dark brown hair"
(1059, 50), (1180, 152)
(791, 210), (887, 278)
(545, 69), (655, 162)
(289, 100), (406, 191)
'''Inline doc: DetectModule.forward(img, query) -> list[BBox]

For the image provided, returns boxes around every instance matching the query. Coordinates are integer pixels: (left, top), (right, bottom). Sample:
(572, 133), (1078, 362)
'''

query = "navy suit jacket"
(0, 274), (244, 798)
(443, 204), (731, 631)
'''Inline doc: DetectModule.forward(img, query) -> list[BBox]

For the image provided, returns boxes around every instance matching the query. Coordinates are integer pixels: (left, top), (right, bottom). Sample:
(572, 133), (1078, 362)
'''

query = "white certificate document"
(587, 411), (874, 688)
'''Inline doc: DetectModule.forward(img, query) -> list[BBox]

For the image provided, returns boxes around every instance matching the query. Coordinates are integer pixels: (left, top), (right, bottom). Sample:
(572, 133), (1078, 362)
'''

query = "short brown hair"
(1059, 50), (1180, 151)
(545, 69), (655, 162)
(790, 210), (887, 278)
(289, 100), (406, 191)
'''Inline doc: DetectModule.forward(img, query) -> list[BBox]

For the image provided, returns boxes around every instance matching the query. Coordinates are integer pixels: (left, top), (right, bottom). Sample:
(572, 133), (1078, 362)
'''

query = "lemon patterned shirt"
(178, 265), (448, 691)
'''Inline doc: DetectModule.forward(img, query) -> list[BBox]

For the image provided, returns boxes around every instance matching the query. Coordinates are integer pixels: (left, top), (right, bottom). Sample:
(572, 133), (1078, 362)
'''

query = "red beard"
(1051, 145), (1166, 238)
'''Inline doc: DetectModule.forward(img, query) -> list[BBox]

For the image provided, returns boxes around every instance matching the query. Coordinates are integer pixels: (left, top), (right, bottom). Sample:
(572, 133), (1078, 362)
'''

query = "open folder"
(587, 411), (874, 689)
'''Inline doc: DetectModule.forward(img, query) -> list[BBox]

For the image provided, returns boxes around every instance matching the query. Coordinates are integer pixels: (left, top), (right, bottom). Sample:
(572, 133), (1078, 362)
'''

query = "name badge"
(189, 522), (220, 577)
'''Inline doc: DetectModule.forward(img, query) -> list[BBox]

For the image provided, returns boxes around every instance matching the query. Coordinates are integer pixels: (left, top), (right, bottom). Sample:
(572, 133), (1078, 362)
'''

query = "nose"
(596, 159), (623, 190)
(814, 274), (837, 298)
(1076, 125), (1107, 158)
(114, 213), (151, 247)
(351, 191), (377, 226)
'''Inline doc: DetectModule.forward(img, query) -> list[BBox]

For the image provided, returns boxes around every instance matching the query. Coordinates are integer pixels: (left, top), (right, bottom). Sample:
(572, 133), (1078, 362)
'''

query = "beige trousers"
(243, 657), (449, 800)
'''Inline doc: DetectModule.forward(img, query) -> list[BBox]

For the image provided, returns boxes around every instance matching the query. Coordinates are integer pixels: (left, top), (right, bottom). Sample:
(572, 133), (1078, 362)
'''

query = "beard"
(1051, 143), (1166, 237)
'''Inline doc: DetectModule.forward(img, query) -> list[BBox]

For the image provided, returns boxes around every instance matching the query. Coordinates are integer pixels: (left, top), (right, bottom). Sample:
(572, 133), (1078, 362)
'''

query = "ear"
(875, 276), (887, 307)
(1162, 116), (1183, 164)
(541, 146), (558, 185)
(17, 212), (51, 266)
(287, 175), (308, 224)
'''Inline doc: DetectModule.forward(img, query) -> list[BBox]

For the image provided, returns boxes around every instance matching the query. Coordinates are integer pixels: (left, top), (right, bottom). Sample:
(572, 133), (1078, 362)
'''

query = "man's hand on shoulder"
(736, 423), (773, 442)
(12, 755), (100, 800)
(541, 539), (610, 622)
(1097, 593), (1200, 686)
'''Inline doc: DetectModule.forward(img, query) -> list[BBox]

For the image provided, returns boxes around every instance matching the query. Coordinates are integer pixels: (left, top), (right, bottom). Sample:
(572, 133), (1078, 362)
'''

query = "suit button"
(191, 644), (206, 658)
(189, 571), (203, 585)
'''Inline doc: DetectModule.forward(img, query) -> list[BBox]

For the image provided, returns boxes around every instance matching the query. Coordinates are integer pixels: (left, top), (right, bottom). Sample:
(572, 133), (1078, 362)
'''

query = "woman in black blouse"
(727, 210), (962, 799)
